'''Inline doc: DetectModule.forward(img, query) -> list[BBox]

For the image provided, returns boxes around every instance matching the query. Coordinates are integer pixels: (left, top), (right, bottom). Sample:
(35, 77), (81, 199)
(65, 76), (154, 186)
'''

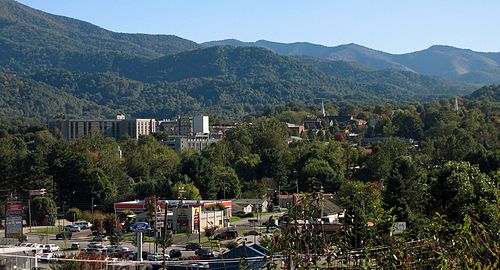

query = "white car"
(74, 221), (92, 229)
(43, 244), (60, 253)
(38, 253), (53, 262)
(64, 225), (81, 232)
(147, 253), (169, 261)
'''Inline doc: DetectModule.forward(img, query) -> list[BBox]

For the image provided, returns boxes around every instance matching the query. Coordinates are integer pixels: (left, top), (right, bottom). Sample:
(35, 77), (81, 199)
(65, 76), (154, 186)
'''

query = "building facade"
(114, 199), (232, 234)
(48, 116), (156, 140)
(193, 115), (210, 135)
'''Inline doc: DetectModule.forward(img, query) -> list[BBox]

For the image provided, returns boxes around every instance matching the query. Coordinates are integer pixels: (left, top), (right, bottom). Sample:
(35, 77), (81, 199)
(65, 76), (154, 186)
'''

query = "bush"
(223, 240), (239, 250)
(65, 208), (82, 222)
(80, 210), (93, 222)
(243, 212), (255, 218)
(204, 226), (219, 238)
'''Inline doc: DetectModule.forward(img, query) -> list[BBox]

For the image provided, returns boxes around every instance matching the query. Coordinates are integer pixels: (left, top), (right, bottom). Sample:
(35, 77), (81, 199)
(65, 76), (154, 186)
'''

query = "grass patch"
(188, 236), (209, 244)
(230, 216), (242, 222)
(122, 233), (155, 243)
(32, 226), (62, 235)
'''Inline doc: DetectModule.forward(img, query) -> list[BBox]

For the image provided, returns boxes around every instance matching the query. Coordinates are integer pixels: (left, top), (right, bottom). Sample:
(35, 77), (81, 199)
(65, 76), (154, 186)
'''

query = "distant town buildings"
(48, 114), (226, 152)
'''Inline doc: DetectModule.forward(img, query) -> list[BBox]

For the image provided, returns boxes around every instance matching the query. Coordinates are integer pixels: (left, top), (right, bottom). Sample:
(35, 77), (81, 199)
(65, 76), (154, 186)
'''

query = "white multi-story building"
(193, 115), (210, 135)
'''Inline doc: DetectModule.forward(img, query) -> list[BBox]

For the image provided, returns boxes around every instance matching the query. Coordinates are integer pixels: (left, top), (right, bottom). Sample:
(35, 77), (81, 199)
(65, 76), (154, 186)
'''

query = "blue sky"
(17, 0), (500, 54)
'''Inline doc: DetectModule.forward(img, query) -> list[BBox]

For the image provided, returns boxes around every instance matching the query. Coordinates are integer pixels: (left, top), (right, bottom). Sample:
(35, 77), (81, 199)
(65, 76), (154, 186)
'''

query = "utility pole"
(154, 196), (158, 254)
(28, 197), (32, 233)
(91, 197), (94, 223)
(198, 207), (201, 244)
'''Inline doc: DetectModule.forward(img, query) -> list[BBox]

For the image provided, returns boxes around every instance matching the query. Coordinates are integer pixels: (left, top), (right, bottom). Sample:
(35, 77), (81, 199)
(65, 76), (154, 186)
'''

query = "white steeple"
(453, 97), (459, 112)
(320, 100), (326, 117)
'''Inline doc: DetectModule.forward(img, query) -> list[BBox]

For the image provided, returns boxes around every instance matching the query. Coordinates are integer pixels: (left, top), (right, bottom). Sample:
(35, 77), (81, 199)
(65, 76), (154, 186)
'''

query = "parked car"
(92, 235), (108, 242)
(147, 253), (169, 261)
(43, 244), (60, 253)
(56, 231), (72, 240)
(128, 251), (151, 260)
(70, 242), (80, 250)
(144, 228), (157, 237)
(88, 242), (104, 249)
(74, 221), (92, 229)
(243, 230), (261, 236)
(185, 243), (202, 251)
(214, 230), (238, 240)
(38, 253), (53, 262)
(169, 249), (182, 258)
(266, 226), (280, 233)
(64, 225), (81, 232)
(195, 248), (214, 259)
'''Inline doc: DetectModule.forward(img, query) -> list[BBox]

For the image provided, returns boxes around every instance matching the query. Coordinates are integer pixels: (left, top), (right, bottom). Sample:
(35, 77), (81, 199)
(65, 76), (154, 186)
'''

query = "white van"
(74, 221), (92, 229)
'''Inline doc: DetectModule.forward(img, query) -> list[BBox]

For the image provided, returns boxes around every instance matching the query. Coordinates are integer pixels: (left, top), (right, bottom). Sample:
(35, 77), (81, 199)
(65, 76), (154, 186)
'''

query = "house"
(286, 123), (305, 134)
(232, 199), (269, 215)
(303, 117), (323, 130)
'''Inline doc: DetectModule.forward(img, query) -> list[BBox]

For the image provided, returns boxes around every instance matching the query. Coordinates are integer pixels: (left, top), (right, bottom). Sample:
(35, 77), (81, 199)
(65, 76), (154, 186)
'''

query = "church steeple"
(453, 97), (459, 113)
(320, 100), (326, 118)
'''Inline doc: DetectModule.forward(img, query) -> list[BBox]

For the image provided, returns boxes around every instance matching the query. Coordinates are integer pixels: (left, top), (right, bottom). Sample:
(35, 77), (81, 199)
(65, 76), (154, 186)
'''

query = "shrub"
(243, 212), (255, 218)
(223, 240), (239, 250)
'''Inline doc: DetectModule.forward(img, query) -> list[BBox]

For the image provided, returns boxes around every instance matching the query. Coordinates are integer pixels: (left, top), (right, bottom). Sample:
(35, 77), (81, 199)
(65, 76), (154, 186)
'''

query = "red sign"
(6, 201), (23, 216)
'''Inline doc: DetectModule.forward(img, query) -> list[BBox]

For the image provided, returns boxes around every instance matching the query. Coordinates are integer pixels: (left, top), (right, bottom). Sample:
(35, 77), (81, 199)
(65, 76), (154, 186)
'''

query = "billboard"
(5, 201), (23, 239)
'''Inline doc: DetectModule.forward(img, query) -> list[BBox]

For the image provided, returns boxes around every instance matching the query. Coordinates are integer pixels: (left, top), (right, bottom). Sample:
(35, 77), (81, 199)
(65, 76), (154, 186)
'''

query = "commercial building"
(162, 137), (220, 152)
(47, 115), (156, 140)
(114, 199), (232, 234)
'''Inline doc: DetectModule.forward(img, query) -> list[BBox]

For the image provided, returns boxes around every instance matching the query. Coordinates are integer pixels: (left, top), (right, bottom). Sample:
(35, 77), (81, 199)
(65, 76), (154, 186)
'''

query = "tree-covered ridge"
(468, 85), (500, 102)
(0, 0), (199, 59)
(204, 39), (500, 84)
(0, 0), (482, 121)
(0, 72), (113, 121)
(2, 45), (478, 121)
(302, 57), (473, 96)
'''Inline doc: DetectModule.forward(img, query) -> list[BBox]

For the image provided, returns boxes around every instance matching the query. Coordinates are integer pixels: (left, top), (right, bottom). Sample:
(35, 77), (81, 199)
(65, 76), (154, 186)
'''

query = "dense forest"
(1, 89), (499, 267)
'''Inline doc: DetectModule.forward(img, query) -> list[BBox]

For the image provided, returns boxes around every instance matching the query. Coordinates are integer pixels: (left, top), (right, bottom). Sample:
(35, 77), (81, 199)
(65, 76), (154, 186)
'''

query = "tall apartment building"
(193, 115), (210, 135)
(48, 115), (156, 140)
(158, 116), (209, 137)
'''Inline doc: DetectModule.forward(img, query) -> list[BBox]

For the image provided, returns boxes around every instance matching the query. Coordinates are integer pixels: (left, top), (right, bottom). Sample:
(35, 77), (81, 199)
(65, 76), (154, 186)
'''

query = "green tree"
(429, 161), (499, 224)
(65, 208), (82, 222)
(382, 156), (428, 234)
(392, 110), (424, 139)
(171, 183), (201, 200)
(364, 138), (409, 182)
(213, 166), (241, 199)
(31, 196), (57, 226)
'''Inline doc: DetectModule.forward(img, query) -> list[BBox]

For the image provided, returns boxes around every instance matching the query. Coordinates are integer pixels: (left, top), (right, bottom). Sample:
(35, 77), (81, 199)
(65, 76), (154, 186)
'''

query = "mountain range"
(0, 0), (497, 121)
(203, 40), (500, 84)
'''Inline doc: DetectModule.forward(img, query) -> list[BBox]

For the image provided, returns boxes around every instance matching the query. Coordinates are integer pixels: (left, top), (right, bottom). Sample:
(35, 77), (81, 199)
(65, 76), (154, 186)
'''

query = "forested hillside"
(205, 40), (500, 84)
(0, 0), (479, 122)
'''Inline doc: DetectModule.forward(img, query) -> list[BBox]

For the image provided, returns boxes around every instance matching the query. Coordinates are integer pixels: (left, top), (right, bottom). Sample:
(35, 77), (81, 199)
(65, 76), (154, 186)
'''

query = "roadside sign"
(29, 189), (46, 196)
(390, 222), (406, 236)
(5, 201), (23, 239)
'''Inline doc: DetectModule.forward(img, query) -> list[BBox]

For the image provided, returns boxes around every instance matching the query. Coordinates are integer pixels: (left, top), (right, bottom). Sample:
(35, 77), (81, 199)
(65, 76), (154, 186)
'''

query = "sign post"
(5, 200), (23, 239)
(28, 189), (46, 233)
